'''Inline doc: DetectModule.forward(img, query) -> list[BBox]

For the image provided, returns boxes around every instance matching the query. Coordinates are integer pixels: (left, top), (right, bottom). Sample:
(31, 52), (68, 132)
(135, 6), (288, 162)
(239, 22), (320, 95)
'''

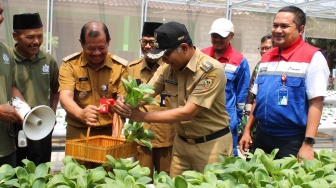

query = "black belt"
(179, 126), (230, 144)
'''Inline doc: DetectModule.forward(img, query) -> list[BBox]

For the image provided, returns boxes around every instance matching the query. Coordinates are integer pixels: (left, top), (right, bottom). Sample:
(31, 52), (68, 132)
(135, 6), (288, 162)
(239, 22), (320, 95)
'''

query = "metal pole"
(46, 0), (50, 53)
(226, 0), (232, 20)
(49, 0), (54, 54)
(139, 0), (148, 58)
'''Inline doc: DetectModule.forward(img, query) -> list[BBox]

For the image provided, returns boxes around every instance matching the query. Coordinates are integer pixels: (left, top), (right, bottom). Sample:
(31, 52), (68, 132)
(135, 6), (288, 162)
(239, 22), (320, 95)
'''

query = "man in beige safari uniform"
(128, 22), (175, 178)
(114, 21), (233, 177)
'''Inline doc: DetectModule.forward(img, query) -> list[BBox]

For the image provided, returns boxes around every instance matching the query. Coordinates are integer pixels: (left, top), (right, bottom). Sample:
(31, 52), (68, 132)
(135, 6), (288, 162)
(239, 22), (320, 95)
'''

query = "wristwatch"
(304, 137), (316, 145)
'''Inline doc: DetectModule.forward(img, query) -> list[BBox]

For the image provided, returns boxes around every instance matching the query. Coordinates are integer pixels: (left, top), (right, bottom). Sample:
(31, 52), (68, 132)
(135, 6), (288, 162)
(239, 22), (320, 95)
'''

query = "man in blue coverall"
(202, 18), (250, 156)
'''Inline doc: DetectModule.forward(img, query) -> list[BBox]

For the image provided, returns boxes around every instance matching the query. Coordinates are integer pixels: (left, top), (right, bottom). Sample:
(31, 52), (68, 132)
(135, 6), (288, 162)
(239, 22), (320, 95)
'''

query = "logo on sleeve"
(203, 72), (218, 90)
(3, 53), (9, 64)
(42, 64), (50, 74)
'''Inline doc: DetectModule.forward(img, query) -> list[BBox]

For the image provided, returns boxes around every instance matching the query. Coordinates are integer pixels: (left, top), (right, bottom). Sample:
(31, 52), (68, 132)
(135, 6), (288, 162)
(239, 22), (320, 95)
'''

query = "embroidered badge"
(204, 78), (214, 90)
(203, 72), (217, 90)
(42, 64), (50, 74)
(79, 91), (87, 99)
(3, 53), (9, 64)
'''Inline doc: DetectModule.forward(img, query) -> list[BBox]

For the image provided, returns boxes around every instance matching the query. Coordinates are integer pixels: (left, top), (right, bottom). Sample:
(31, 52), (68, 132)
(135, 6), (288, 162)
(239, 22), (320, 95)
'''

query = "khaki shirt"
(58, 52), (128, 128)
(148, 48), (230, 138)
(128, 57), (175, 147)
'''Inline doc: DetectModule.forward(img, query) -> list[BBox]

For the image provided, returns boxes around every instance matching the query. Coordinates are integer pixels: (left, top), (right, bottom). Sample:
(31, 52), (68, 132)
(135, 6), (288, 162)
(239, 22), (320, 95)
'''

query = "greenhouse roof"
(57, 0), (336, 19)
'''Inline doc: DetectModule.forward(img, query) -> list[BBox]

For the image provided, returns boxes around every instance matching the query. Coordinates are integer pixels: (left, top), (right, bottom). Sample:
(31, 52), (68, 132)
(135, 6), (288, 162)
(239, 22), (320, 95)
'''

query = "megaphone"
(11, 97), (55, 140)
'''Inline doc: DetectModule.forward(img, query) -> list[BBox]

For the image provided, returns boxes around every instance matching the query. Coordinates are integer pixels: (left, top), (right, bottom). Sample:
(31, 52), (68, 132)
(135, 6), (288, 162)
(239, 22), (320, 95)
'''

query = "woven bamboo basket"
(65, 114), (137, 164)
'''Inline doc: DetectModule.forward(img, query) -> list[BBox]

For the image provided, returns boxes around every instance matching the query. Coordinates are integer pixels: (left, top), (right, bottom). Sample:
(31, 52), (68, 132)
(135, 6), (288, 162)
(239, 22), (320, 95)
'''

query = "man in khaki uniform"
(128, 22), (175, 178)
(58, 21), (128, 168)
(114, 21), (232, 177)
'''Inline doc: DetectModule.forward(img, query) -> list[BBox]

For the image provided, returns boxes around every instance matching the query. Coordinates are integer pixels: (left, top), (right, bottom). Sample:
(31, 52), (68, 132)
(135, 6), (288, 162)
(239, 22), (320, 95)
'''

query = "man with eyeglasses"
(201, 18), (250, 157)
(114, 21), (232, 177)
(127, 22), (175, 179)
(58, 21), (128, 168)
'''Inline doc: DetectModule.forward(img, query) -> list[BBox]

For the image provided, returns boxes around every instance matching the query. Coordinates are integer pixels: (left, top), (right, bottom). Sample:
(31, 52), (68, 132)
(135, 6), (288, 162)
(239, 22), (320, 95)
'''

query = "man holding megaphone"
(12, 13), (59, 166)
(0, 0), (26, 168)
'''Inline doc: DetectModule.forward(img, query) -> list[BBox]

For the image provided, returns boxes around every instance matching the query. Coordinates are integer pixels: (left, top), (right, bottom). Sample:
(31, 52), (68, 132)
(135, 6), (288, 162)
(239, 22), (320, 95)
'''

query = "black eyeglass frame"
(139, 39), (155, 47)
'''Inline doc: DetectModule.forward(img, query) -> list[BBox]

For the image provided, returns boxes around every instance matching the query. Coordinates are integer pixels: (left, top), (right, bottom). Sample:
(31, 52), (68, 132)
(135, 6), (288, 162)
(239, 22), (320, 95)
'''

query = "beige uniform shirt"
(128, 57), (175, 147)
(148, 48), (230, 138)
(58, 52), (128, 128)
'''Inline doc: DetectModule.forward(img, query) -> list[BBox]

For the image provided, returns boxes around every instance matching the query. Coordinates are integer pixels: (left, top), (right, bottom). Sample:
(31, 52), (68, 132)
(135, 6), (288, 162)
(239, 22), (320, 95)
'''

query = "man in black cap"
(12, 12), (59, 166)
(0, 0), (25, 167)
(127, 22), (175, 178)
(114, 21), (232, 177)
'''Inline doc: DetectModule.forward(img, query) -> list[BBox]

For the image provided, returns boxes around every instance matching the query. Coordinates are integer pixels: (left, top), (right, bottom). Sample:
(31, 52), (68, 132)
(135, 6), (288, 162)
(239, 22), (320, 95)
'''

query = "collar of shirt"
(267, 37), (305, 61)
(209, 43), (233, 63)
(185, 47), (201, 73)
(140, 57), (164, 71)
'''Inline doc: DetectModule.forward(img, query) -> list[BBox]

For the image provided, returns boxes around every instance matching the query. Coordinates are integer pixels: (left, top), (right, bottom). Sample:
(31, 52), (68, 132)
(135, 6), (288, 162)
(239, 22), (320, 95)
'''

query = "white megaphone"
(11, 97), (55, 140)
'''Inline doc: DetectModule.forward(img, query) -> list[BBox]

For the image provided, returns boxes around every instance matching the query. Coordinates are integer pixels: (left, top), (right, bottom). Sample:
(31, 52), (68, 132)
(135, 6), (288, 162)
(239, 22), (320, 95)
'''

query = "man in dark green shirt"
(12, 12), (59, 166)
(0, 0), (25, 167)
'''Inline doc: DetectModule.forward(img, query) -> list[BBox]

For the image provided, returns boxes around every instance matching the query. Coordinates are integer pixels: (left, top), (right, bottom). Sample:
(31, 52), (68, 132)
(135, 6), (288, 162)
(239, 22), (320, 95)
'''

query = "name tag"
(79, 77), (89, 81)
(165, 79), (177, 85)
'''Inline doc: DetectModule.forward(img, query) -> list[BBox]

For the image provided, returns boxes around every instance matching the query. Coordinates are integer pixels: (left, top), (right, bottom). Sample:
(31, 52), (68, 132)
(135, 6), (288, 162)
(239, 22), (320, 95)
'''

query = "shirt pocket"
(225, 73), (235, 90)
(75, 82), (92, 105)
(107, 81), (118, 99)
(164, 83), (178, 109)
(286, 77), (305, 109)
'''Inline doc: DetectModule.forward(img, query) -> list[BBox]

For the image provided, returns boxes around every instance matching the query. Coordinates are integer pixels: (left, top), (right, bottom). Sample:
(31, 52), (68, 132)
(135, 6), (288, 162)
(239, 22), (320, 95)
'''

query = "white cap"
(209, 18), (234, 38)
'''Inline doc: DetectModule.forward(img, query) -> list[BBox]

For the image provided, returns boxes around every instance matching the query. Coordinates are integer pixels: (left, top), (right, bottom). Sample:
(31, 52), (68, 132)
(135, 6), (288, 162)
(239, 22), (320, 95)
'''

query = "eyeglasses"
(258, 46), (273, 52)
(139, 39), (155, 47)
(162, 47), (180, 61)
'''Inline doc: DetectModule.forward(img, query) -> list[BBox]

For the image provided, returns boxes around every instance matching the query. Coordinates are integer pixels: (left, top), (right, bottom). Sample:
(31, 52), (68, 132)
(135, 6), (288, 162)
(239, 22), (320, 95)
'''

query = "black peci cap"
(147, 21), (191, 59)
(13, 13), (43, 30)
(142, 22), (162, 37)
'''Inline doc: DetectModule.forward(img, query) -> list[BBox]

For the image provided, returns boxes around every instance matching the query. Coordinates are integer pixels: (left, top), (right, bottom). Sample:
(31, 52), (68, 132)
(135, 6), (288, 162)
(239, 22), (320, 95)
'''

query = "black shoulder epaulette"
(62, 52), (80, 62)
(200, 61), (213, 73)
(111, 54), (128, 66)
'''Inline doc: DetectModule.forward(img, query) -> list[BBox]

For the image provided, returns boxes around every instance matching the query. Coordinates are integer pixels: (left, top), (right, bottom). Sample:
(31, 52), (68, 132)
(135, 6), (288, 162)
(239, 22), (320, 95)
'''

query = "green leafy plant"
(2, 149), (336, 187)
(121, 75), (158, 149)
(121, 75), (158, 108)
(101, 155), (151, 187)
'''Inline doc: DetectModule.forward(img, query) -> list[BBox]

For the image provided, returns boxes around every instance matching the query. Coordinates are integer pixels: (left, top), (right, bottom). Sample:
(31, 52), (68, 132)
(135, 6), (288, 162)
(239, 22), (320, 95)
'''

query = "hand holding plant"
(121, 75), (158, 149)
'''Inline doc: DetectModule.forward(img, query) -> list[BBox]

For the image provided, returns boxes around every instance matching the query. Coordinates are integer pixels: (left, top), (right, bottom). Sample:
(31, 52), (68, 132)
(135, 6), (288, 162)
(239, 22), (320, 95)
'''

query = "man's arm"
(114, 97), (203, 124)
(0, 86), (24, 123)
(50, 91), (59, 113)
(12, 86), (26, 103)
(239, 101), (258, 153)
(297, 96), (323, 161)
(235, 59), (250, 121)
(59, 90), (99, 127)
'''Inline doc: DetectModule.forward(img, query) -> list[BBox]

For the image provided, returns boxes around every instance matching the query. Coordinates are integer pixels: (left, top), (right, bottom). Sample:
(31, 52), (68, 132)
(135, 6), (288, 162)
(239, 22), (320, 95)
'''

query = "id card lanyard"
(278, 74), (288, 105)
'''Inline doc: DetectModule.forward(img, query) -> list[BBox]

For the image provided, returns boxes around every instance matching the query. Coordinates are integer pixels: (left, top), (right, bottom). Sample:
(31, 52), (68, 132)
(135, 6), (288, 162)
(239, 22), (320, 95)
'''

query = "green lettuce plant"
(121, 75), (158, 149)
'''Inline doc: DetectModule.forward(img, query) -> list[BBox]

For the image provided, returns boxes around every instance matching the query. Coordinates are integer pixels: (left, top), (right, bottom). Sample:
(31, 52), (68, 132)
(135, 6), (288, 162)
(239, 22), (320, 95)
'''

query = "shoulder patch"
(128, 57), (143, 67)
(112, 54), (128, 66)
(63, 52), (80, 62)
(200, 61), (213, 73)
